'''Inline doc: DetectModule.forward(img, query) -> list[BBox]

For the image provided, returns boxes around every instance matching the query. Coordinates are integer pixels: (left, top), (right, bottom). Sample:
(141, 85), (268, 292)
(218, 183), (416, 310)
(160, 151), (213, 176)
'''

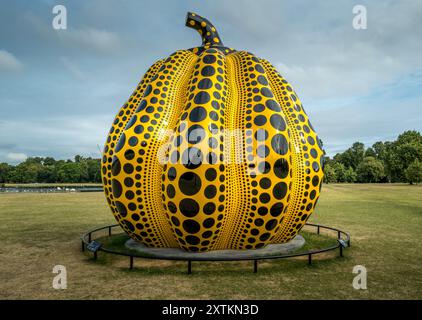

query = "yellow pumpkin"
(101, 12), (324, 252)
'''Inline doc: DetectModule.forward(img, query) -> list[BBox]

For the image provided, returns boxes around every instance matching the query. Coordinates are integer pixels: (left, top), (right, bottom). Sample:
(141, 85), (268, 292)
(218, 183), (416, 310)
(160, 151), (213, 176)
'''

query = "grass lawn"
(0, 184), (421, 299)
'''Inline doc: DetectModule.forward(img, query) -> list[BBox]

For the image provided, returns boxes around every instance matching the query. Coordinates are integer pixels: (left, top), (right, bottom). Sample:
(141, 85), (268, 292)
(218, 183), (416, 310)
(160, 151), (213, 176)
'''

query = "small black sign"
(86, 240), (102, 253)
(338, 239), (348, 248)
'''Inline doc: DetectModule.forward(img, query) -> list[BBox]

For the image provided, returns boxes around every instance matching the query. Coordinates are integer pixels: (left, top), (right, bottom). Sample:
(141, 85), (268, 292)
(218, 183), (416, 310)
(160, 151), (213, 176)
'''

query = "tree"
(356, 157), (385, 183)
(0, 163), (13, 183)
(344, 167), (357, 183)
(384, 131), (422, 182)
(405, 159), (422, 184)
(323, 163), (337, 183)
(334, 142), (365, 170)
(364, 147), (376, 158)
(332, 162), (347, 182)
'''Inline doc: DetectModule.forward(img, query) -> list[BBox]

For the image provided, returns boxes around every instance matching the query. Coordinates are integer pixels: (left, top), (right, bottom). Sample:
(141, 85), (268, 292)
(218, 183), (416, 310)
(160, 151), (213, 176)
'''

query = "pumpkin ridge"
(261, 59), (325, 242)
(101, 59), (164, 233)
(111, 50), (197, 247)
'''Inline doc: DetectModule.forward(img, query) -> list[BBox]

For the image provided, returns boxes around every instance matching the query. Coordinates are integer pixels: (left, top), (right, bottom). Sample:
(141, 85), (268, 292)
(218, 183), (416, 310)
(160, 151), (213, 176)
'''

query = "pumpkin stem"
(185, 12), (224, 47)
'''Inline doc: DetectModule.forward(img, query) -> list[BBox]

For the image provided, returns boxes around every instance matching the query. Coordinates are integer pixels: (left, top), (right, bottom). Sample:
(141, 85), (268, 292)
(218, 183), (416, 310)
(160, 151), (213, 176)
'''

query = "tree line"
(0, 130), (421, 184)
(323, 130), (422, 184)
(0, 155), (101, 184)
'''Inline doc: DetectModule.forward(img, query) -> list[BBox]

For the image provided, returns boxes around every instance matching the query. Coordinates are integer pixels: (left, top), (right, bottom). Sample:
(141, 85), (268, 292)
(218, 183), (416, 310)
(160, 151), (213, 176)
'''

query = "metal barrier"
(81, 223), (350, 274)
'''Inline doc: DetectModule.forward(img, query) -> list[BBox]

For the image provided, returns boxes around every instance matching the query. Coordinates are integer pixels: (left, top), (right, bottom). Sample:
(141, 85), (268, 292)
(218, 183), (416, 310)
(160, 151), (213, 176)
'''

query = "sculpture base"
(125, 235), (305, 260)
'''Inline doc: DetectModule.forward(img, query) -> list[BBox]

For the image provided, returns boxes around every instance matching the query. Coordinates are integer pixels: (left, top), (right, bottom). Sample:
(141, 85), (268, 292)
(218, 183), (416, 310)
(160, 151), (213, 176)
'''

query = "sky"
(0, 0), (421, 164)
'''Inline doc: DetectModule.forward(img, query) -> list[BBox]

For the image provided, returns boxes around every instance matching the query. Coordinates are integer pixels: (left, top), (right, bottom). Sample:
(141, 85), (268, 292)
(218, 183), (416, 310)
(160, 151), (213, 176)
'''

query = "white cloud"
(60, 56), (85, 79)
(0, 50), (23, 72)
(57, 27), (122, 54)
(6, 152), (27, 163)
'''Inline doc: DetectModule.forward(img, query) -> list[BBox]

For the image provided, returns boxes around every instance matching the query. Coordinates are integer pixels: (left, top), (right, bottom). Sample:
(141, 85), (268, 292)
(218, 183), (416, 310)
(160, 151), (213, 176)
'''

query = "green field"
(0, 184), (421, 299)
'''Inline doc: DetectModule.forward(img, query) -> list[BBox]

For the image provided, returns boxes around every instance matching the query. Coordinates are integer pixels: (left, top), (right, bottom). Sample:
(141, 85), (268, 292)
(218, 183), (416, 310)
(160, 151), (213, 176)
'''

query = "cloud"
(57, 27), (122, 54)
(60, 56), (85, 79)
(5, 152), (27, 163)
(0, 50), (23, 72)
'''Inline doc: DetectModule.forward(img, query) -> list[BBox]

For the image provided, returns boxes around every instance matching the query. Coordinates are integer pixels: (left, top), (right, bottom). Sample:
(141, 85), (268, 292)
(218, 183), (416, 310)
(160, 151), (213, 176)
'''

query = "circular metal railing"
(81, 223), (350, 274)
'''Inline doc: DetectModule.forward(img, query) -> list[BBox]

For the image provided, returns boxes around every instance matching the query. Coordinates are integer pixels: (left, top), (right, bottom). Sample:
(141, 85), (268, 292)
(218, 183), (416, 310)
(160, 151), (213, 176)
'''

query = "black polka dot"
(270, 203), (284, 217)
(179, 198), (200, 217)
(198, 78), (213, 89)
(259, 193), (271, 203)
(254, 115), (267, 126)
(261, 87), (273, 97)
(183, 219), (200, 234)
(255, 64), (265, 73)
(260, 233), (271, 241)
(265, 219), (277, 231)
(271, 134), (289, 155)
(111, 156), (121, 176)
(115, 133), (125, 153)
(270, 114), (286, 131)
(168, 167), (177, 181)
(194, 91), (210, 104)
(166, 185), (175, 198)
(125, 115), (137, 129)
(186, 235), (200, 245)
(266, 99), (281, 112)
(189, 107), (207, 122)
(203, 202), (216, 215)
(128, 136), (138, 147)
(273, 182), (288, 200)
(204, 185), (217, 199)
(274, 158), (289, 179)
(257, 75), (268, 85)
(259, 178), (271, 189)
(171, 216), (180, 226)
(111, 179), (122, 198)
(205, 168), (217, 181)
(168, 201), (177, 213)
(201, 66), (215, 77)
(124, 177), (134, 187)
(203, 218), (215, 228)
(203, 54), (216, 64)
(179, 172), (202, 195)
(124, 149), (135, 160)
(115, 201), (127, 217)
(312, 175), (320, 187)
(123, 163), (133, 174)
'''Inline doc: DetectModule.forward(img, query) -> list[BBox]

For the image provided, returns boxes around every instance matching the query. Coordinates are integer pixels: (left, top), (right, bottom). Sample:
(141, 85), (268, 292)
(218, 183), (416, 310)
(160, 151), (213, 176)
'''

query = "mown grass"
(0, 184), (421, 299)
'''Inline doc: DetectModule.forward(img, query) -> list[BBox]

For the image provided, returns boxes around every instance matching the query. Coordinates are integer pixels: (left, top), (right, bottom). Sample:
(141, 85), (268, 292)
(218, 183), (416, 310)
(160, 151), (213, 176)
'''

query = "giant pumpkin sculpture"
(101, 12), (324, 252)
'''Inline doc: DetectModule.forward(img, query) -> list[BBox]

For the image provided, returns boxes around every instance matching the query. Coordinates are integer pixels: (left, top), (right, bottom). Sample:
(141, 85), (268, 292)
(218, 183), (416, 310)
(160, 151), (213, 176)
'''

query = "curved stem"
(185, 12), (224, 47)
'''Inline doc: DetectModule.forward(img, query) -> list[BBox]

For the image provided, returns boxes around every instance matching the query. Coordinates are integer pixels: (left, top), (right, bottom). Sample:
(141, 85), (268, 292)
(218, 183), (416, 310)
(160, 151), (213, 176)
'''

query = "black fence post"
(81, 240), (85, 252)
(108, 226), (112, 236)
(129, 256), (134, 270)
(94, 251), (98, 260)
(317, 225), (320, 234)
(88, 233), (91, 243)
(253, 260), (258, 273)
(339, 245), (343, 257)
(308, 253), (312, 265)
(187, 261), (192, 274)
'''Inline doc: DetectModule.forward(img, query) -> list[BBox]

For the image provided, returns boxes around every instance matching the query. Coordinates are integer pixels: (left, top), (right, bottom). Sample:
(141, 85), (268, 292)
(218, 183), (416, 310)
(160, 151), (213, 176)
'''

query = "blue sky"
(0, 0), (421, 163)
